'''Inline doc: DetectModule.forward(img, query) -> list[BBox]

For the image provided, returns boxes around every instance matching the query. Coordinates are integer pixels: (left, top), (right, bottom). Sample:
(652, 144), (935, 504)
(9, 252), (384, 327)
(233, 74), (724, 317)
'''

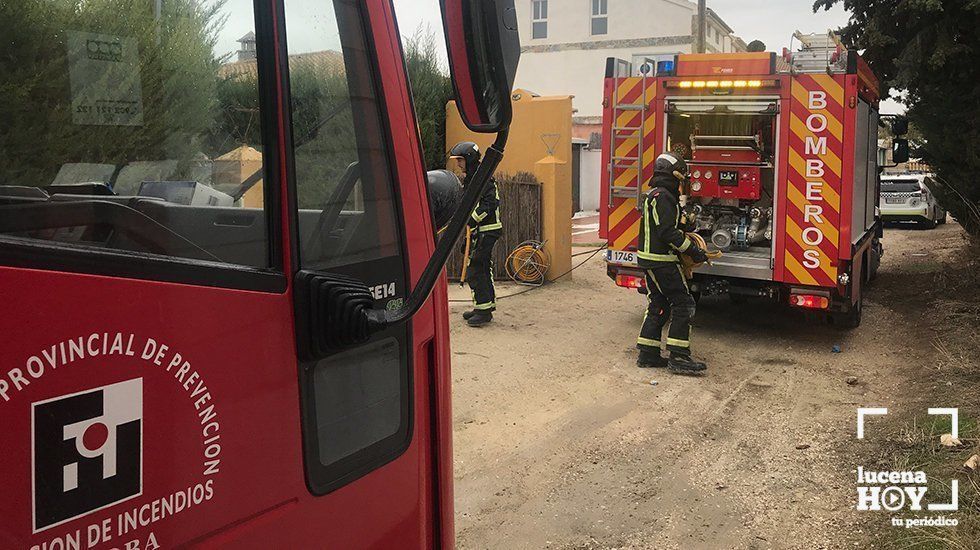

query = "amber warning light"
(666, 79), (780, 89)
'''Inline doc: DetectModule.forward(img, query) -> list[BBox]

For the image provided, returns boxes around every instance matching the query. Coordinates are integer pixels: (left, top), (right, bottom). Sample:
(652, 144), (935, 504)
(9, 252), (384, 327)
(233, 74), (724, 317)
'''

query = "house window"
(532, 0), (548, 39)
(591, 0), (608, 36)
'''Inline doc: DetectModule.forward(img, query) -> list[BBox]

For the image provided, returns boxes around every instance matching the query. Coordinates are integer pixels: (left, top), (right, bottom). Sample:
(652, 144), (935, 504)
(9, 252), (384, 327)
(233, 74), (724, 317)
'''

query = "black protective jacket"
(637, 174), (693, 268)
(467, 178), (502, 233)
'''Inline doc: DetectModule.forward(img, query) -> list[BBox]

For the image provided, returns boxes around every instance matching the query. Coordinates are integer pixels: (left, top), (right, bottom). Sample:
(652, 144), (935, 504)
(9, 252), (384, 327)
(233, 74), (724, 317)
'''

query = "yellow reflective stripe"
(637, 251), (679, 262)
(637, 337), (661, 347)
(650, 197), (660, 224)
(648, 270), (663, 292)
(666, 337), (690, 348)
(641, 197), (651, 254)
(472, 210), (487, 221)
(672, 237), (692, 252)
(474, 301), (495, 310)
(676, 264), (689, 289)
(478, 222), (502, 231)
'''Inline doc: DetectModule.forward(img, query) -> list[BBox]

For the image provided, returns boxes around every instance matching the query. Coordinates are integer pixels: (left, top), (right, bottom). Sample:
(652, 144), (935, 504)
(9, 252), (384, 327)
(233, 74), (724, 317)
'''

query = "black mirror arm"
(365, 129), (509, 331)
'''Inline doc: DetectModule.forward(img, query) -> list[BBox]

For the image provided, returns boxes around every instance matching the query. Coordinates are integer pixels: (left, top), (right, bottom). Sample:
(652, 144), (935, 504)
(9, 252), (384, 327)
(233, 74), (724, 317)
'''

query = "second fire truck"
(600, 32), (898, 327)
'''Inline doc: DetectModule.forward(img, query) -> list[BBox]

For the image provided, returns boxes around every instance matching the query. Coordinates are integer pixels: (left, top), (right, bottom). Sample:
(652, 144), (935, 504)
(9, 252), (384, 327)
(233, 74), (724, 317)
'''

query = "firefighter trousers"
(637, 263), (695, 355)
(467, 230), (499, 311)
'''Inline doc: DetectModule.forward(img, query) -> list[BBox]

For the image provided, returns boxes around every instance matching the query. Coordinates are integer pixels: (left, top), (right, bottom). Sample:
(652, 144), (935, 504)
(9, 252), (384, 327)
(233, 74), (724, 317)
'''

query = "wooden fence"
(446, 171), (542, 281)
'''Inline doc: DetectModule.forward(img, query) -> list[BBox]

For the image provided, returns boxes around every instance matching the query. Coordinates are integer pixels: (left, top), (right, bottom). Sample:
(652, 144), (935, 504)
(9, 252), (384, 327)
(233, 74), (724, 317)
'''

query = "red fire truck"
(600, 32), (894, 327)
(0, 0), (518, 548)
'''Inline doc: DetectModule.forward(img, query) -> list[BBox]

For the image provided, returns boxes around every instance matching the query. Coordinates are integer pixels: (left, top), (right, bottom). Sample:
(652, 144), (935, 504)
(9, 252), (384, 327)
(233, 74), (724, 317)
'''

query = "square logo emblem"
(32, 379), (143, 532)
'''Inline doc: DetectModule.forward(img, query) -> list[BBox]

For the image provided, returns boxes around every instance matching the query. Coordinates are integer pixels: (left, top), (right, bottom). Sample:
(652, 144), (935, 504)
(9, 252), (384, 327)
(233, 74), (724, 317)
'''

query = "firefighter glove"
(687, 245), (709, 264)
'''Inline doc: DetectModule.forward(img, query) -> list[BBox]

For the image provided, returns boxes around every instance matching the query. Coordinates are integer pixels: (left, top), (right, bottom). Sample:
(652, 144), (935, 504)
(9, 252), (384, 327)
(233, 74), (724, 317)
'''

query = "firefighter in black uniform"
(636, 152), (710, 374)
(450, 142), (501, 327)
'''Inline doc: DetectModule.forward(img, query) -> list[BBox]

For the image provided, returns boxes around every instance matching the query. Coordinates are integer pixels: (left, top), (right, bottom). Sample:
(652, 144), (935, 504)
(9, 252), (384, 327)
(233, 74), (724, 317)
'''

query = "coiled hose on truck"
(681, 232), (723, 279)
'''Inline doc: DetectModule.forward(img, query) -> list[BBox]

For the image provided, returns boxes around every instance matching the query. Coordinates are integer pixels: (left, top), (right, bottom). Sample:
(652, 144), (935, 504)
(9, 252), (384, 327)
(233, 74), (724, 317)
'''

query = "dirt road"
(447, 222), (968, 549)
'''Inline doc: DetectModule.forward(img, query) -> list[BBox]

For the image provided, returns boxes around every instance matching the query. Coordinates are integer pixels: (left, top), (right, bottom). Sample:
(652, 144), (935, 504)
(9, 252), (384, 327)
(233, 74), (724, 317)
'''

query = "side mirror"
(892, 139), (910, 164)
(441, 0), (521, 133)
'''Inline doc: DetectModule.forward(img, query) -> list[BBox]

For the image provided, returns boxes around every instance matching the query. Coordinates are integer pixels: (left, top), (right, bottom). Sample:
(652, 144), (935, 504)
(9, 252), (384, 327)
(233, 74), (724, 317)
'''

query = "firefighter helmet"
(425, 169), (462, 231)
(653, 152), (689, 182)
(449, 141), (482, 178)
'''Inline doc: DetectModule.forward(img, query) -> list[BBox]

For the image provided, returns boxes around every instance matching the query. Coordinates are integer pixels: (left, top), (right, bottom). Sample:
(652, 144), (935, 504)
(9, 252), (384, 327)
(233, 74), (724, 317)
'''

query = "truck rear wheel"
(832, 292), (863, 329)
(867, 240), (882, 282)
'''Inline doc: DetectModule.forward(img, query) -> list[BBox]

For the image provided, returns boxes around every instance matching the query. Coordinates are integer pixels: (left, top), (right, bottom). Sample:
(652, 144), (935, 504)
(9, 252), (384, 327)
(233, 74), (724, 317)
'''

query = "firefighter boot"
(667, 352), (707, 375)
(467, 310), (493, 327)
(637, 349), (667, 368)
(463, 307), (494, 321)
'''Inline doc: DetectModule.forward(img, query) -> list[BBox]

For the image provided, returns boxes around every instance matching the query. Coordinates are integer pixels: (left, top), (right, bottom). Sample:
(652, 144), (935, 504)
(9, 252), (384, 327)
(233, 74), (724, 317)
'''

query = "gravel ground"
(447, 221), (967, 549)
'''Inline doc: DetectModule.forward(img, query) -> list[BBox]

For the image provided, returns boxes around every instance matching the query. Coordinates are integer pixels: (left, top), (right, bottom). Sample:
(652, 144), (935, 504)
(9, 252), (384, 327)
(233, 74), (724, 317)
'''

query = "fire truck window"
(0, 0), (274, 270)
(284, 0), (401, 271)
(311, 338), (403, 467)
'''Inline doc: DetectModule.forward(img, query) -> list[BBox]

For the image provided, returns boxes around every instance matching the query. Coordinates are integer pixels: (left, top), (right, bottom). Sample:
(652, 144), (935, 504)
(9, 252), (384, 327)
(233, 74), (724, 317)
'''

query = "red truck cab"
(0, 1), (518, 548)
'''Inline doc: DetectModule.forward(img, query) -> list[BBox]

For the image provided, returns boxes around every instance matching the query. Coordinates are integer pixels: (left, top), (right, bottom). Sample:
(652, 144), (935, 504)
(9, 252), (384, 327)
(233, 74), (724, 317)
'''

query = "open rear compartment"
(664, 97), (780, 290)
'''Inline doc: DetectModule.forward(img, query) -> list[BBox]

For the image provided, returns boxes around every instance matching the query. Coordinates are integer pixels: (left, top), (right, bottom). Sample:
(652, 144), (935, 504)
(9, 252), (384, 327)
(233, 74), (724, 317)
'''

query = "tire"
(832, 292), (863, 329)
(868, 241), (882, 282)
(919, 216), (937, 229)
(938, 209), (947, 224)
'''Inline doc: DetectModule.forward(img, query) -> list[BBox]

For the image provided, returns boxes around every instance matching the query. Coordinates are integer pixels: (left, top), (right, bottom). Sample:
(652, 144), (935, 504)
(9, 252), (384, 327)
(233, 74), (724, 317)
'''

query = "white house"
(516, 0), (745, 137)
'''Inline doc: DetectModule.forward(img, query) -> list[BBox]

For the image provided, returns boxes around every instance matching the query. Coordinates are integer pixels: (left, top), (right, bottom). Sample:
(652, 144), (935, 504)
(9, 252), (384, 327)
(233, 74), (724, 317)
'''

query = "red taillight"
(616, 274), (645, 289)
(790, 294), (829, 309)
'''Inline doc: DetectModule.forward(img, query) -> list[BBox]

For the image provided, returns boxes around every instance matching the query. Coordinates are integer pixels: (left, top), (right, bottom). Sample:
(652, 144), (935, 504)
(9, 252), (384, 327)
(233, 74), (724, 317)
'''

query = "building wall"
(579, 148), (603, 212)
(516, 43), (691, 120)
(446, 89), (574, 175)
(516, 0), (696, 44)
(514, 0), (742, 119)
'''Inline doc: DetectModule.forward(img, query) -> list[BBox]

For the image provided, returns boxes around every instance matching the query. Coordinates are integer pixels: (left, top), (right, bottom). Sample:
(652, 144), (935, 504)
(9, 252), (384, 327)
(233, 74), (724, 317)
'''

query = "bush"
(814, 0), (980, 237)
(403, 26), (453, 171)
(0, 0), (224, 186)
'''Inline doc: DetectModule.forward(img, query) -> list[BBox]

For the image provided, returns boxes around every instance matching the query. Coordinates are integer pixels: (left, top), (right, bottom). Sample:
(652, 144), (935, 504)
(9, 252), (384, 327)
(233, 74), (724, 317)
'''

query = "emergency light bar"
(666, 79), (780, 90)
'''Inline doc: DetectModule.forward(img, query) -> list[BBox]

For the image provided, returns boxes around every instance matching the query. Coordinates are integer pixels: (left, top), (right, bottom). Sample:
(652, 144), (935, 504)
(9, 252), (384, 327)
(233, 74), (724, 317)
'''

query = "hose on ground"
(450, 243), (607, 303)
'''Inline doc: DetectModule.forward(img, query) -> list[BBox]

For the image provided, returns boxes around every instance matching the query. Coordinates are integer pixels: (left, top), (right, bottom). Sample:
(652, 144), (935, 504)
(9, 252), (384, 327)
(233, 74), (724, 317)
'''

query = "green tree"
(813, 0), (980, 235)
(0, 0), (226, 186)
(403, 26), (453, 171)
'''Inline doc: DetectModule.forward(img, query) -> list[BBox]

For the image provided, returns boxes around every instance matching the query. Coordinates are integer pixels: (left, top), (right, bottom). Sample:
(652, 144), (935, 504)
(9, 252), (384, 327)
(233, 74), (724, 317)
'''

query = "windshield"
(881, 180), (921, 193)
(0, 0), (274, 267)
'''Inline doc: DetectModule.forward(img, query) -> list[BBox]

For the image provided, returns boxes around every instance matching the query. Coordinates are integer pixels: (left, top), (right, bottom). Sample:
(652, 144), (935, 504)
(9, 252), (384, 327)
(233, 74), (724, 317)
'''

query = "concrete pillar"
(534, 155), (572, 281)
